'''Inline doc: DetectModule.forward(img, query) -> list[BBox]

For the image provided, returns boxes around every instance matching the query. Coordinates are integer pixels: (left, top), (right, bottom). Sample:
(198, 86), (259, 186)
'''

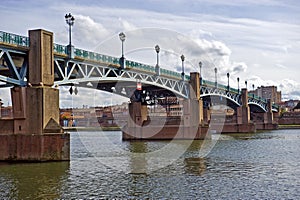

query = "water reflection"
(0, 162), (69, 199)
(184, 157), (207, 175)
(129, 142), (147, 174)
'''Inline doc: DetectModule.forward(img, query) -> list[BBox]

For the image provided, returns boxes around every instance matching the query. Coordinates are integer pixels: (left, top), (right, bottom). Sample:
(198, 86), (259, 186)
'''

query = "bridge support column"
(181, 72), (208, 139)
(122, 102), (148, 139)
(128, 102), (148, 127)
(122, 72), (209, 140)
(0, 29), (69, 161)
(234, 89), (255, 133)
(260, 99), (278, 130)
(203, 108), (210, 124)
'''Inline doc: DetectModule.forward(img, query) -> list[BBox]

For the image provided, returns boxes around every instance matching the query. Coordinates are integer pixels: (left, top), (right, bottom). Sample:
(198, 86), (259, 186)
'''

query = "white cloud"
(118, 18), (137, 32)
(70, 15), (111, 49)
(0, 88), (11, 106)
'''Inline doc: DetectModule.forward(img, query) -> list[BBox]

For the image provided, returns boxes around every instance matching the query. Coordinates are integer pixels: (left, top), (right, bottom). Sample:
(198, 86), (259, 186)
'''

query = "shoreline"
(63, 124), (300, 132)
(278, 124), (300, 129)
(63, 126), (121, 132)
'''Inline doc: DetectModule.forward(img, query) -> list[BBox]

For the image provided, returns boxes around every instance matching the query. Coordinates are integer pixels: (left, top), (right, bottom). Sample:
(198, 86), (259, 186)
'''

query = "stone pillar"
(0, 99), (2, 118)
(237, 89), (250, 125)
(12, 29), (62, 135)
(181, 72), (208, 139)
(189, 72), (203, 124)
(203, 108), (211, 123)
(0, 29), (69, 161)
(264, 99), (273, 124)
(128, 102), (148, 127)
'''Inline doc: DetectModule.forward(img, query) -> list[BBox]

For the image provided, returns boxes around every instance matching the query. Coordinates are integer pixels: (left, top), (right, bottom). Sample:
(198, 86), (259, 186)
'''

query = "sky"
(0, 0), (300, 107)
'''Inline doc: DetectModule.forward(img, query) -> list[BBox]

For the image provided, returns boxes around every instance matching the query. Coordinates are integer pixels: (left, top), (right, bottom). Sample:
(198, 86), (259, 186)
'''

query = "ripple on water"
(0, 129), (300, 199)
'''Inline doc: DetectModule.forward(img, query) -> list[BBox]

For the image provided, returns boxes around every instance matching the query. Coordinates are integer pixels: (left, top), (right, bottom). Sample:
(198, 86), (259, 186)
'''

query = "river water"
(0, 129), (300, 199)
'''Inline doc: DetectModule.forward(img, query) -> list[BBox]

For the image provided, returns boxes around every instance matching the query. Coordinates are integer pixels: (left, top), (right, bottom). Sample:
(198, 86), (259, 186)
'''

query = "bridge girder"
(0, 47), (27, 87)
(53, 58), (190, 99)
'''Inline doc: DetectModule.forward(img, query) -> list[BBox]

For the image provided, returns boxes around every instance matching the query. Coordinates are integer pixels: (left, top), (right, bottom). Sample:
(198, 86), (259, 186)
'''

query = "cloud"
(275, 63), (288, 69)
(73, 15), (111, 49)
(232, 62), (247, 74)
(59, 86), (128, 108)
(0, 88), (11, 106)
(118, 18), (137, 32)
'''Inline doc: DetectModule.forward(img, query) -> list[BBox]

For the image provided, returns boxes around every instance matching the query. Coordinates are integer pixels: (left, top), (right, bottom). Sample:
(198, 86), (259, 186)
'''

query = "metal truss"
(200, 86), (278, 112)
(0, 47), (27, 87)
(200, 86), (241, 106)
(247, 96), (267, 112)
(53, 57), (190, 99)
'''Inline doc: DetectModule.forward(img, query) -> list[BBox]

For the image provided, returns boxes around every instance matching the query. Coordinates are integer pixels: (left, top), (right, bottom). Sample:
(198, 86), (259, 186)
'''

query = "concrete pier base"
(122, 125), (209, 140)
(255, 123), (278, 130)
(219, 123), (256, 133)
(0, 134), (69, 161)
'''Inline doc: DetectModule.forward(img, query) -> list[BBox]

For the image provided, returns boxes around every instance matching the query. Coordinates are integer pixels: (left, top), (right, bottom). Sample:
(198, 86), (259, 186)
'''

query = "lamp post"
(227, 72), (230, 91)
(65, 13), (75, 59)
(119, 32), (126, 69)
(237, 77), (240, 93)
(252, 84), (255, 97)
(214, 67), (218, 88)
(181, 54), (185, 81)
(245, 80), (248, 90)
(199, 61), (202, 84)
(155, 45), (160, 76)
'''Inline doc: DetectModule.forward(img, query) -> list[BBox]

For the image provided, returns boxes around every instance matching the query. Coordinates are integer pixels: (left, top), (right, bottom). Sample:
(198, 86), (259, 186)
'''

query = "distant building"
(278, 99), (299, 112)
(293, 101), (300, 112)
(0, 106), (13, 119)
(250, 86), (281, 103)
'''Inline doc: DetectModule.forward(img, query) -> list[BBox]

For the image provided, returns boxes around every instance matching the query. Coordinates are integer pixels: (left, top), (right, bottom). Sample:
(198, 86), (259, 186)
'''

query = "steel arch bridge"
(200, 83), (278, 112)
(0, 30), (278, 112)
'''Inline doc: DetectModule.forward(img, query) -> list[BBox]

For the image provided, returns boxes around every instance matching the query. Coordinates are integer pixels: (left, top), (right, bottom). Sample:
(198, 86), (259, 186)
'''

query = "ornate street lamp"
(199, 61), (202, 84)
(155, 45), (160, 76)
(214, 67), (218, 88)
(181, 54), (185, 81)
(252, 84), (255, 97)
(245, 80), (248, 90)
(227, 72), (230, 91)
(65, 13), (75, 59)
(237, 77), (240, 93)
(119, 32), (126, 69)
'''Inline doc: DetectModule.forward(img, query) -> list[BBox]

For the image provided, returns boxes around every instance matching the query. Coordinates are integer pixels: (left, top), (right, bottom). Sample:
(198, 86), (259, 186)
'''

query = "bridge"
(0, 30), (278, 112)
(0, 29), (279, 161)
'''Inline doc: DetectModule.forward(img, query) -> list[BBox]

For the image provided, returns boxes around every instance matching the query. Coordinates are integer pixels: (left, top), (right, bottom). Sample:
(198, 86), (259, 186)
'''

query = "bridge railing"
(0, 31), (29, 47)
(0, 30), (190, 81)
(54, 43), (66, 54)
(53, 43), (188, 80)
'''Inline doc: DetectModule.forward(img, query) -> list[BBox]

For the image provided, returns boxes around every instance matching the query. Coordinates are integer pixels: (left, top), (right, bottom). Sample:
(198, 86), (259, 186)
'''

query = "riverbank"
(63, 126), (121, 132)
(278, 124), (300, 129)
(63, 125), (300, 132)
